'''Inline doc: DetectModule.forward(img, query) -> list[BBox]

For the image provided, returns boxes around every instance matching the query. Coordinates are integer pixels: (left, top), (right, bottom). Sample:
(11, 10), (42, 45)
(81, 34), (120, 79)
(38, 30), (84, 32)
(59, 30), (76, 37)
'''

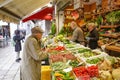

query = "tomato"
(54, 46), (65, 51)
(56, 77), (63, 80)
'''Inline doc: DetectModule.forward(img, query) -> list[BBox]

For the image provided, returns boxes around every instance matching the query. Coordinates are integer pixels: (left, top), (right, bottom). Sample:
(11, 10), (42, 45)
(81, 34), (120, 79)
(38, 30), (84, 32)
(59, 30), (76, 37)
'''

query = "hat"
(31, 26), (44, 34)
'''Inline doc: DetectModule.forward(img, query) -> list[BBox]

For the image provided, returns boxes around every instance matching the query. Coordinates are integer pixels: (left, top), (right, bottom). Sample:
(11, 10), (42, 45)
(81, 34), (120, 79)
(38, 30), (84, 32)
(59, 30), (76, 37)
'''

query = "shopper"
(20, 26), (48, 80)
(70, 21), (85, 46)
(13, 30), (24, 62)
(86, 23), (99, 49)
(21, 29), (26, 42)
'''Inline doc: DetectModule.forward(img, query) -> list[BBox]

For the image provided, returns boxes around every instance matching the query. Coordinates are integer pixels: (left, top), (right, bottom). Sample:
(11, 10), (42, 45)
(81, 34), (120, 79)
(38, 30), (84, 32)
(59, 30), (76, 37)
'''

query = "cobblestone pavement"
(0, 42), (21, 80)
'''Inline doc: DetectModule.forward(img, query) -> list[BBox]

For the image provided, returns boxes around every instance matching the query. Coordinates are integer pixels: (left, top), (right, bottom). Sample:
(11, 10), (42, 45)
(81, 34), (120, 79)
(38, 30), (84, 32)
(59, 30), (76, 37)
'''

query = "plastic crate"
(41, 66), (51, 80)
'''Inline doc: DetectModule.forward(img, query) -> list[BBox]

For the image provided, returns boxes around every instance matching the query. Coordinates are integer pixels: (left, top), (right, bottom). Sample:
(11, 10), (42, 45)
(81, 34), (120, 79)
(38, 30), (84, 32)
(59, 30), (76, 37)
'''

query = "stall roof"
(22, 6), (54, 22)
(0, 0), (51, 23)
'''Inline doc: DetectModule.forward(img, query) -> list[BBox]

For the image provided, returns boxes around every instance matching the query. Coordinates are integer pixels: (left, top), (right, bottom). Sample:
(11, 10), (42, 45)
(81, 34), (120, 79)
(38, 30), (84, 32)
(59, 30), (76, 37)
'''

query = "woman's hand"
(45, 48), (51, 53)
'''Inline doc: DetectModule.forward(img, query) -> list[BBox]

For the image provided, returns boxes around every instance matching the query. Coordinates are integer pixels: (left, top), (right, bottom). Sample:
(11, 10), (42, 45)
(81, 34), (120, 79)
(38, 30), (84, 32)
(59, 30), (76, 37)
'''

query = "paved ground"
(0, 42), (21, 80)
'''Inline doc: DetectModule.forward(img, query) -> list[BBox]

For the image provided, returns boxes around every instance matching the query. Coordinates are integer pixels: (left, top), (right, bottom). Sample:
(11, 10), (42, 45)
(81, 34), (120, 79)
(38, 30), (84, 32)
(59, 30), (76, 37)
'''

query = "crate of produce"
(73, 66), (99, 80)
(41, 66), (51, 80)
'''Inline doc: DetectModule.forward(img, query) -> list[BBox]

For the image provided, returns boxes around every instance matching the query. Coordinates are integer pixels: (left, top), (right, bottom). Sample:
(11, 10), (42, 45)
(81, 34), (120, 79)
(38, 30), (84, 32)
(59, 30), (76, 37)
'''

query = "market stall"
(41, 34), (120, 80)
(43, 0), (120, 79)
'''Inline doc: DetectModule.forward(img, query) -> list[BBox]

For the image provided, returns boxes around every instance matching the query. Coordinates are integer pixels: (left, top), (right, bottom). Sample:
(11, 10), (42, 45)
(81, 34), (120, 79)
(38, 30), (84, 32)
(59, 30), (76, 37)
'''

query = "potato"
(99, 70), (113, 80)
(112, 68), (120, 80)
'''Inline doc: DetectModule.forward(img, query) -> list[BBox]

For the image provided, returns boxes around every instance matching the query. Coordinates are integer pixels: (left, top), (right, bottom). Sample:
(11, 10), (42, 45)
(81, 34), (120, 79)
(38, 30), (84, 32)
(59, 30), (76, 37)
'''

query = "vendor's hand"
(86, 37), (90, 41)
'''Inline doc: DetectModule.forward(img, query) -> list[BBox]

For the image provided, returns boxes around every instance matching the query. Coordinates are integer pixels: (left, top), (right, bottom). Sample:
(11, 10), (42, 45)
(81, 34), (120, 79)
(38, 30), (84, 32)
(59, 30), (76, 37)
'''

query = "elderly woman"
(70, 21), (85, 46)
(87, 23), (99, 49)
(20, 26), (48, 80)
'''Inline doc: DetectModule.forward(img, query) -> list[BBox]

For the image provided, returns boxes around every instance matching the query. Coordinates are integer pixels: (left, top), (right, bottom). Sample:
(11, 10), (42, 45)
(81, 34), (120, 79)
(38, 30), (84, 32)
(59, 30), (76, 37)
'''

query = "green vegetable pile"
(78, 48), (91, 53)
(58, 71), (75, 80)
(105, 10), (120, 25)
(58, 26), (72, 36)
(65, 44), (75, 48)
(86, 58), (102, 64)
(83, 52), (95, 57)
(51, 62), (68, 71)
(69, 60), (79, 68)
(49, 22), (56, 35)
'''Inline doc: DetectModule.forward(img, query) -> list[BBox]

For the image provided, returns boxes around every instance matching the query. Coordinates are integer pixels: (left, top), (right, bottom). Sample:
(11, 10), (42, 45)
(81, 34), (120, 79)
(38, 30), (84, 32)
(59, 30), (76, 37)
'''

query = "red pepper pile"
(87, 65), (99, 77)
(73, 65), (99, 78)
(54, 46), (65, 51)
(73, 66), (88, 77)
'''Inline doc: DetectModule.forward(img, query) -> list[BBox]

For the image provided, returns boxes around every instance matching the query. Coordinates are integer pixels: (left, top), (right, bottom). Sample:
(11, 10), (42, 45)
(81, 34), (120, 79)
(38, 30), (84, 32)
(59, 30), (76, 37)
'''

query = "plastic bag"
(11, 39), (16, 46)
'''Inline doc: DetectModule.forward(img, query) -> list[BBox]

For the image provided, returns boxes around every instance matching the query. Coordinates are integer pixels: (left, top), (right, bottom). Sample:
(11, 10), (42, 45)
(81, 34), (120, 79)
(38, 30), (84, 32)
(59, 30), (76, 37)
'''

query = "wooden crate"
(102, 0), (108, 9)
(83, 1), (96, 12)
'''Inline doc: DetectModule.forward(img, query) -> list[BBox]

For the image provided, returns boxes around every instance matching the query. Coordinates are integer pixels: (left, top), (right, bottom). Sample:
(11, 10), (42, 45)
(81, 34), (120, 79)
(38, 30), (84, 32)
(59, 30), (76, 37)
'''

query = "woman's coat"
(13, 35), (23, 52)
(20, 35), (47, 80)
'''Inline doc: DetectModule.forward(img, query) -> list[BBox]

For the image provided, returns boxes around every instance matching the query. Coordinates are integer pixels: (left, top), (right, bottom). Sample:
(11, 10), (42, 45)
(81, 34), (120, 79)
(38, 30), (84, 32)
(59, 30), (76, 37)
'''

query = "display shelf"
(64, 5), (75, 27)
(100, 34), (120, 38)
(83, 1), (96, 12)
(105, 39), (120, 56)
(98, 40), (105, 47)
(114, 0), (120, 6)
(46, 35), (120, 80)
(114, 2), (120, 6)
(106, 45), (120, 53)
(102, 0), (108, 9)
(91, 7), (120, 16)
(100, 25), (117, 28)
(64, 19), (74, 22)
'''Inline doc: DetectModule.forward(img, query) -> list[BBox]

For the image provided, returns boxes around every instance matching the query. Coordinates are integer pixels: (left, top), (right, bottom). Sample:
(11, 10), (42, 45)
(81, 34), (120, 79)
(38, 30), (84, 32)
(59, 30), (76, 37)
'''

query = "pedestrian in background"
(21, 29), (26, 42)
(13, 30), (24, 62)
(20, 26), (48, 80)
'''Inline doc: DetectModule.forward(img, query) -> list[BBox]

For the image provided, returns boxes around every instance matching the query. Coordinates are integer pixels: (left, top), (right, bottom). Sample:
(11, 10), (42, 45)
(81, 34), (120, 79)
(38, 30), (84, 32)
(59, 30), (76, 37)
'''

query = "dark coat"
(13, 35), (24, 52)
(88, 28), (99, 49)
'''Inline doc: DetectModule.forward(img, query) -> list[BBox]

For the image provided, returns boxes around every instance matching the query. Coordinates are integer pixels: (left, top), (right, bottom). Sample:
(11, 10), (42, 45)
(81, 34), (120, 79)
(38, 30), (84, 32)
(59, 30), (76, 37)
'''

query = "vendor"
(86, 23), (99, 49)
(70, 21), (85, 46)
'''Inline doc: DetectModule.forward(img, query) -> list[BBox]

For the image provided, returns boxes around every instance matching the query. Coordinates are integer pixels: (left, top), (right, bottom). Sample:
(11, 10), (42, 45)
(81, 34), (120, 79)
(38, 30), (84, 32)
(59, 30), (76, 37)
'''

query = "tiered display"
(43, 35), (120, 80)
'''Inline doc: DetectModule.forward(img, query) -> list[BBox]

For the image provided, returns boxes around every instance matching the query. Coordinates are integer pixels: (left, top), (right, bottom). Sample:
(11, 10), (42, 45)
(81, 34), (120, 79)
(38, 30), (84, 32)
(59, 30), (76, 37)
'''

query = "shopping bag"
(11, 39), (16, 46)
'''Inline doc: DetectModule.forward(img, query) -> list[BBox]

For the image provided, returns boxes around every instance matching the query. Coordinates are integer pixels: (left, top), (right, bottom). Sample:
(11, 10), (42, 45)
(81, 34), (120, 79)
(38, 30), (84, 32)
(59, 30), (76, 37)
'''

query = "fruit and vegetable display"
(53, 46), (66, 51)
(54, 71), (75, 80)
(51, 62), (69, 71)
(86, 57), (103, 64)
(45, 36), (120, 80)
(73, 65), (99, 78)
(49, 22), (56, 35)
(112, 57), (120, 68)
(47, 46), (66, 54)
(54, 35), (70, 44)
(69, 60), (79, 68)
(105, 10), (120, 25)
(49, 52), (76, 63)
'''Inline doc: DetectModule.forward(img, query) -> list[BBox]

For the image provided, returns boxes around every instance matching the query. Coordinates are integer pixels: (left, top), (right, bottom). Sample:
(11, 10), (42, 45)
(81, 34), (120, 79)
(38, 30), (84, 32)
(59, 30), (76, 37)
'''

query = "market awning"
(22, 7), (54, 22)
(0, 0), (51, 23)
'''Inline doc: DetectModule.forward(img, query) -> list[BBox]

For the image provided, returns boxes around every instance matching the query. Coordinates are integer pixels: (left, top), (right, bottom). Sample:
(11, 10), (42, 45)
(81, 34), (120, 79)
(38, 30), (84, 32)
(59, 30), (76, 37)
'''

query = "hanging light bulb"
(47, 2), (53, 7)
